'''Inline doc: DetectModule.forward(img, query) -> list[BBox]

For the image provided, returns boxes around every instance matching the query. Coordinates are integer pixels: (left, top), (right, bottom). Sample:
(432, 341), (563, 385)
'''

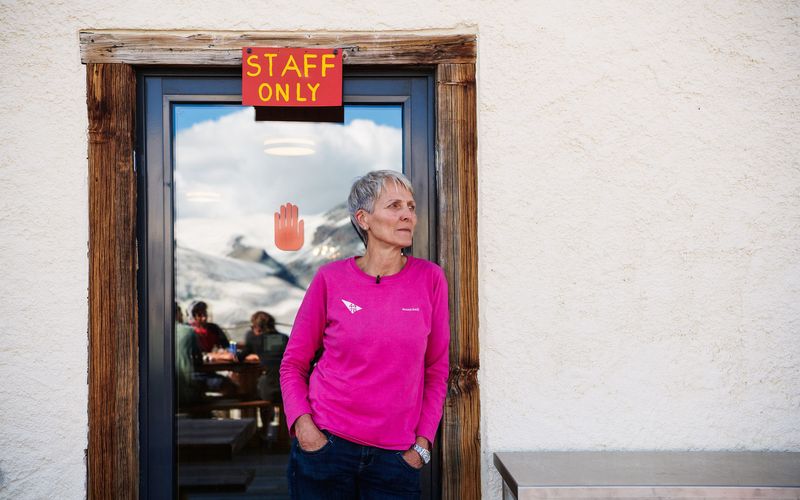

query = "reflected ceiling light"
(186, 191), (222, 202)
(264, 137), (315, 156)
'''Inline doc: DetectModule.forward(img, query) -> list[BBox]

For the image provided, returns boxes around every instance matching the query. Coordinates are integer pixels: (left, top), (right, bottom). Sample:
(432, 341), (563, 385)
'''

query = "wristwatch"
(412, 444), (431, 464)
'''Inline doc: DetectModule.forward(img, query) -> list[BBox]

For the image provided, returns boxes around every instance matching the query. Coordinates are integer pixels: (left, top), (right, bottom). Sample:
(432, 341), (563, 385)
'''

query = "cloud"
(174, 107), (402, 219)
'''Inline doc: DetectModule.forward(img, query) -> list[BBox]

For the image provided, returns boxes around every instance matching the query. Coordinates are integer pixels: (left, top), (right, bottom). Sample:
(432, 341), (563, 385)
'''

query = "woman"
(280, 170), (450, 499)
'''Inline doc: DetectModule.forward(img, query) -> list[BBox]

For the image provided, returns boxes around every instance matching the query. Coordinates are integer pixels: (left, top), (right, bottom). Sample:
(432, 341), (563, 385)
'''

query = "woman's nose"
(401, 207), (416, 220)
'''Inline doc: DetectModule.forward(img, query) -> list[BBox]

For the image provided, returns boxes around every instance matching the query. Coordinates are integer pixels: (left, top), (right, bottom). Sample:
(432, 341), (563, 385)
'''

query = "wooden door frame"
(82, 30), (478, 500)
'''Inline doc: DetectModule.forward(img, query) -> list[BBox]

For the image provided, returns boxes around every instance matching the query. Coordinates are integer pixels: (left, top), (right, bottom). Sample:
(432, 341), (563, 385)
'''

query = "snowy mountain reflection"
(175, 202), (365, 341)
(173, 104), (401, 342)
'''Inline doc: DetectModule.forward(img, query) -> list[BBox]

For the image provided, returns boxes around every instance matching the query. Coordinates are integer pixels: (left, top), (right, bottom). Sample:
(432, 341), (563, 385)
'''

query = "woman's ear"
(355, 209), (369, 231)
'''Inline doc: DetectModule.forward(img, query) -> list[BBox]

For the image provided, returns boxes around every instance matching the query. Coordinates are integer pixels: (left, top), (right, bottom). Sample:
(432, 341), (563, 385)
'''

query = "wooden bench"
(494, 451), (800, 499)
(177, 417), (256, 461)
(180, 399), (290, 452)
(178, 465), (255, 499)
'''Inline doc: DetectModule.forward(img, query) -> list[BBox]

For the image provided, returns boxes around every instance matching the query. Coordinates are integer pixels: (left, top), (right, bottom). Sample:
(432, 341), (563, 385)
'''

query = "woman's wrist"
(295, 413), (316, 432)
(409, 440), (431, 467)
(414, 436), (430, 451)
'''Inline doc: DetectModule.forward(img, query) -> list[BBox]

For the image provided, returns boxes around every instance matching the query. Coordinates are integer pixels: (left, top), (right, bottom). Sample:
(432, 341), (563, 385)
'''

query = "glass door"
(138, 71), (437, 499)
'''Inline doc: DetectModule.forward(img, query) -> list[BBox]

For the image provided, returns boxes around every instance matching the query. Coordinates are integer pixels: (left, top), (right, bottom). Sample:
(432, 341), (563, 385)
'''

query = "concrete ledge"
(493, 451), (800, 499)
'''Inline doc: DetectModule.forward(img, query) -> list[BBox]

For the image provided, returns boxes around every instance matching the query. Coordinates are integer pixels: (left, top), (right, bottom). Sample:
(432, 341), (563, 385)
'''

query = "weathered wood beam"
(80, 30), (476, 66)
(437, 63), (480, 500)
(87, 62), (138, 500)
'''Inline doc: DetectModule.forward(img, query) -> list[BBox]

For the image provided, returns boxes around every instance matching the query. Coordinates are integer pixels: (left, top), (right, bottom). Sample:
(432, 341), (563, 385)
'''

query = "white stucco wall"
(1, 1), (798, 498)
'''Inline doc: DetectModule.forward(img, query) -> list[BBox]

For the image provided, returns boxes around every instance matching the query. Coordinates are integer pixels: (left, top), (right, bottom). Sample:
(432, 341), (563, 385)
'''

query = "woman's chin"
(395, 232), (413, 247)
(371, 234), (413, 249)
(389, 240), (412, 249)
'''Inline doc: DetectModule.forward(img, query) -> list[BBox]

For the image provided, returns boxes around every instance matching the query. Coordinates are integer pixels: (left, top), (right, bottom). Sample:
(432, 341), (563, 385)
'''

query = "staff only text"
(241, 47), (343, 107)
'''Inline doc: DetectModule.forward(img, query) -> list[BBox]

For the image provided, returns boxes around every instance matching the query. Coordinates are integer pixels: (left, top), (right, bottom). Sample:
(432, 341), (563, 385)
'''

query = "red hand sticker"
(274, 202), (305, 251)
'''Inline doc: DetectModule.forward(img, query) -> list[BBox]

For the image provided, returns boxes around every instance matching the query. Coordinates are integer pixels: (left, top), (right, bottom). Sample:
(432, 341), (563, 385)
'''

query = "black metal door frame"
(136, 68), (438, 499)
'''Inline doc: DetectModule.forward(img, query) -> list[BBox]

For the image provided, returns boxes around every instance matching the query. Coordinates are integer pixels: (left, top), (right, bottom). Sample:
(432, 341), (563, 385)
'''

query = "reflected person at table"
(190, 300), (234, 362)
(240, 310), (289, 366)
(239, 310), (289, 437)
(188, 300), (237, 398)
(175, 303), (204, 406)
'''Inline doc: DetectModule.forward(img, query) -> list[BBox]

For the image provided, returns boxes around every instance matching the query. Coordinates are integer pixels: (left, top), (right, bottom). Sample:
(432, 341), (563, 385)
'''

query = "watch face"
(414, 444), (431, 463)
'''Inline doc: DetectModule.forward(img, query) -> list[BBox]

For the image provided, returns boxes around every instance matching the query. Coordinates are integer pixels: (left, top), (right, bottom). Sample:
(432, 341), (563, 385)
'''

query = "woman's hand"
(401, 449), (424, 469)
(401, 437), (429, 469)
(294, 414), (328, 452)
(245, 353), (260, 363)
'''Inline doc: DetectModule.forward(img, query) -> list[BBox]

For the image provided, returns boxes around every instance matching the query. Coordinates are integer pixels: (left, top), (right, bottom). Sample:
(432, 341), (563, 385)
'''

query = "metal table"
(494, 451), (800, 499)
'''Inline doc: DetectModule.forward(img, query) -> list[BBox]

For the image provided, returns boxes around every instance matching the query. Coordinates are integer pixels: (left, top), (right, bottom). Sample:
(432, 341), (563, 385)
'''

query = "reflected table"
(197, 360), (264, 398)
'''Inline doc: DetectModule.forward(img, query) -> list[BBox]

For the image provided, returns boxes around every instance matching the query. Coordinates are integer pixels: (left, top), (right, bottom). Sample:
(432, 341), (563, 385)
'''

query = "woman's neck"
(357, 245), (406, 277)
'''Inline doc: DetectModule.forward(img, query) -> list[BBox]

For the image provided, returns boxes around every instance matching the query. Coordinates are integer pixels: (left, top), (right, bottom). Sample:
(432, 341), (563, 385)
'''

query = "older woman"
(280, 170), (450, 499)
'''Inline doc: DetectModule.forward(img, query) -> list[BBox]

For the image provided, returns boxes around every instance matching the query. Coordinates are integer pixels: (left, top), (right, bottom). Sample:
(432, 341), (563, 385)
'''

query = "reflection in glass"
(173, 104), (402, 498)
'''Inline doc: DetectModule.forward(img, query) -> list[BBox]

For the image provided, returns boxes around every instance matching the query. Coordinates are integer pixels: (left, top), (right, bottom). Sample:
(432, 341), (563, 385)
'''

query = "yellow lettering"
(307, 82), (320, 102)
(275, 83), (290, 102)
(245, 55), (261, 77)
(258, 83), (272, 102)
(303, 53), (317, 78)
(281, 55), (302, 78)
(321, 54), (336, 77)
(295, 83), (307, 102)
(264, 53), (278, 77)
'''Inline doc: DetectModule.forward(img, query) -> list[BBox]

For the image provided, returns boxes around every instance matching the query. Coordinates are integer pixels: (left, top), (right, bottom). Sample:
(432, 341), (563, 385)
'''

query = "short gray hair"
(348, 170), (414, 246)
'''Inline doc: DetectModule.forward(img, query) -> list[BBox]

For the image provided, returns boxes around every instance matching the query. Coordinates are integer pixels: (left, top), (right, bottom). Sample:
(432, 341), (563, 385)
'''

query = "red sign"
(242, 47), (343, 107)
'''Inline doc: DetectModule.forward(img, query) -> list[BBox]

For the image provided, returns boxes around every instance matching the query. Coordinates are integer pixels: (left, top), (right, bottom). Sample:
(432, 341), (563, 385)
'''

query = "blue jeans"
(287, 429), (422, 499)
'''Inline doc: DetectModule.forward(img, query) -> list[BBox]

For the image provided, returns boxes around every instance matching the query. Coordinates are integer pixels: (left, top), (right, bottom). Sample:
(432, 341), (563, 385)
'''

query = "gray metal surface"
(494, 452), (800, 499)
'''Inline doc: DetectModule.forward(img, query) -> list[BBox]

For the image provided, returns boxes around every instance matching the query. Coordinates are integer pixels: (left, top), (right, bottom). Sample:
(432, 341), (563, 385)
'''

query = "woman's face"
(358, 182), (417, 249)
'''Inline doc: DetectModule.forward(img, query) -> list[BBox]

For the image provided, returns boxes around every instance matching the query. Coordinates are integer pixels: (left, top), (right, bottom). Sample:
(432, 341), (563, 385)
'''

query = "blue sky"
(173, 104), (401, 134)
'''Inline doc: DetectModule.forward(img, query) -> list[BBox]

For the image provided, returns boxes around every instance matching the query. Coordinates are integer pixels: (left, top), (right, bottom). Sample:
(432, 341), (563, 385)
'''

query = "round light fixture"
(264, 138), (315, 156)
(185, 191), (222, 202)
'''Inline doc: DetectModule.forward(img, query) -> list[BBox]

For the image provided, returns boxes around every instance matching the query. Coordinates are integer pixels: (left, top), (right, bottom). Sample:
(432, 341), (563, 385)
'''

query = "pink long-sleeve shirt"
(279, 255), (450, 450)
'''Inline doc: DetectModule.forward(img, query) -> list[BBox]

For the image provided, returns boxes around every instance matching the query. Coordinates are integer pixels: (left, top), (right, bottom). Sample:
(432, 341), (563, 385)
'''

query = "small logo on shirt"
(401, 307), (420, 312)
(341, 299), (363, 314)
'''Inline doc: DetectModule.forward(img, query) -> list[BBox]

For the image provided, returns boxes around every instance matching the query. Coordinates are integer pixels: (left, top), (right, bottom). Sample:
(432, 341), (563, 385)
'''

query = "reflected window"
(172, 104), (402, 498)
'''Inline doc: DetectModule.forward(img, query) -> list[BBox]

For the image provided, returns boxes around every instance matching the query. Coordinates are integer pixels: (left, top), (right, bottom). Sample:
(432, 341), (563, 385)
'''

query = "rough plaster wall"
(0, 1), (797, 498)
(478, 3), (800, 497)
